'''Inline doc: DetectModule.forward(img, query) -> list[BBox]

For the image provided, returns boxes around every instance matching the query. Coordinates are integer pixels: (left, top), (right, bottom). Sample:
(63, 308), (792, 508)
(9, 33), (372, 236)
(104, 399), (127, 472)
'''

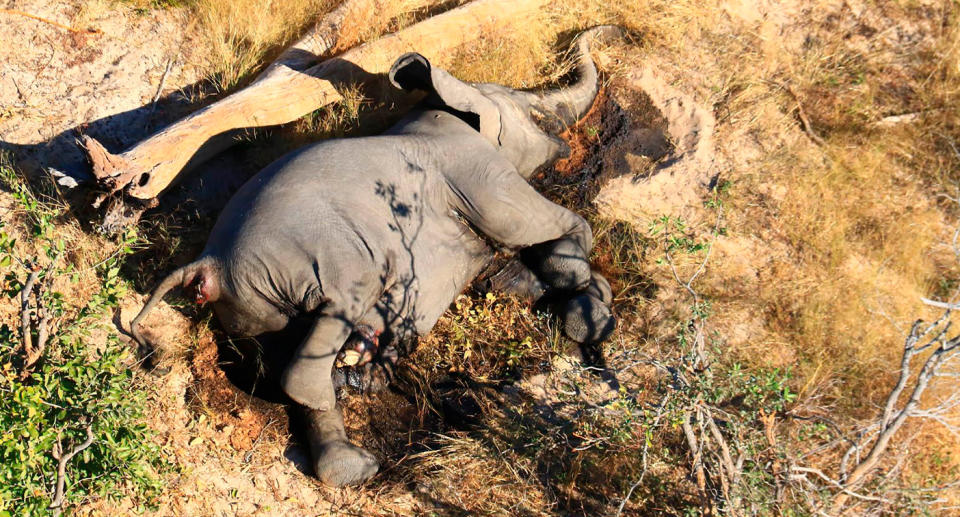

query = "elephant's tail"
(533, 25), (624, 129)
(130, 257), (215, 357)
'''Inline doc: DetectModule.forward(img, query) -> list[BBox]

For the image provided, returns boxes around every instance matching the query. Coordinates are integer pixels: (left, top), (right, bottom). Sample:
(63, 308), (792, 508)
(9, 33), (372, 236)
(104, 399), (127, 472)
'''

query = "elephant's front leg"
(488, 257), (615, 345)
(281, 314), (380, 486)
(446, 161), (614, 344)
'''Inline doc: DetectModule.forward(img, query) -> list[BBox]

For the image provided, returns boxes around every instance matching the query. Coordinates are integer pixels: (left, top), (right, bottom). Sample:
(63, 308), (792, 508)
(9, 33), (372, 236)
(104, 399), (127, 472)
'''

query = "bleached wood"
(84, 0), (548, 202)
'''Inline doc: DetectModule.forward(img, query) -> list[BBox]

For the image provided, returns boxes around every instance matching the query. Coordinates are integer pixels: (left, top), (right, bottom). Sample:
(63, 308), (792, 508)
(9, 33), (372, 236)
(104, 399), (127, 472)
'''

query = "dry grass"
(710, 3), (960, 404)
(194, 0), (334, 90)
(647, 0), (960, 503)
(191, 0), (456, 91)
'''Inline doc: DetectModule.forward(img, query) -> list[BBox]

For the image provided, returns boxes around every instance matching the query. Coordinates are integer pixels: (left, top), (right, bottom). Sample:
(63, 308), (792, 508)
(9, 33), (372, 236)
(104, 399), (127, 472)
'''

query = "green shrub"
(0, 164), (167, 516)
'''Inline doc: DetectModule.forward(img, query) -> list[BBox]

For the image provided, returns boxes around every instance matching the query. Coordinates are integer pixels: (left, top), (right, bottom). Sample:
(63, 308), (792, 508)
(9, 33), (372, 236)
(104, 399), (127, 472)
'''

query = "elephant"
(131, 26), (621, 487)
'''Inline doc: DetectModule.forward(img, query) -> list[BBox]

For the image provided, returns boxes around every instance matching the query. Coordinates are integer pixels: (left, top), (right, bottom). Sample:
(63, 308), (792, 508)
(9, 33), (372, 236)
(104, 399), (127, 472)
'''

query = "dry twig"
(0, 8), (100, 34)
(783, 84), (826, 147)
(49, 426), (96, 516)
(765, 80), (826, 147)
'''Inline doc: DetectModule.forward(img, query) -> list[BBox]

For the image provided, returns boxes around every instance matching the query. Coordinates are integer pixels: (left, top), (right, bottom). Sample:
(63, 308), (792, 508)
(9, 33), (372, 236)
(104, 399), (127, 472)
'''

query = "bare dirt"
(594, 62), (719, 226)
(0, 0), (208, 182)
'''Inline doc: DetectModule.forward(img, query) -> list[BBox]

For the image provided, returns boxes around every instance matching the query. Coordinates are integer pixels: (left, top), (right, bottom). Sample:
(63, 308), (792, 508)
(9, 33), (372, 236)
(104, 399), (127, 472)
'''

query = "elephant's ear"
(389, 53), (502, 146)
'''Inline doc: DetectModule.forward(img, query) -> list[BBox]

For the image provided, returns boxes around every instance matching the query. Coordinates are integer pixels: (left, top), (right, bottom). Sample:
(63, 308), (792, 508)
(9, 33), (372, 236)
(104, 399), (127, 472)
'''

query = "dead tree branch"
(18, 265), (56, 380)
(49, 426), (96, 516)
(682, 411), (712, 512)
(83, 0), (550, 231)
(788, 466), (891, 505)
(19, 269), (38, 355)
(828, 319), (960, 512)
(786, 308), (960, 514)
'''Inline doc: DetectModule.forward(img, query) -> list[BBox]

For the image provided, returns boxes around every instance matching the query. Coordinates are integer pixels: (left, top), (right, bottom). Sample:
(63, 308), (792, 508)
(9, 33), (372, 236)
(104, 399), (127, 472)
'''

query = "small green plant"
(439, 293), (548, 376)
(605, 210), (799, 513)
(0, 164), (167, 515)
(649, 215), (708, 258)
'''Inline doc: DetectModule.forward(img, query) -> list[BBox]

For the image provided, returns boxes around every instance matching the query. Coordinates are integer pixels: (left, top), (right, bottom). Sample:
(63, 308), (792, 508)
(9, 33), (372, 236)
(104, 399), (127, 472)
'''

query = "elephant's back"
(209, 137), (440, 248)
(203, 135), (454, 312)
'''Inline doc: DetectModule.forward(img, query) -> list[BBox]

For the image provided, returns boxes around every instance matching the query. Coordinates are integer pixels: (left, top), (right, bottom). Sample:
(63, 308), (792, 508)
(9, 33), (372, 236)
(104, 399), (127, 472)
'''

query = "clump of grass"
(420, 292), (557, 381)
(294, 83), (369, 140)
(703, 6), (960, 411)
(195, 0), (334, 91)
(193, 0), (458, 93)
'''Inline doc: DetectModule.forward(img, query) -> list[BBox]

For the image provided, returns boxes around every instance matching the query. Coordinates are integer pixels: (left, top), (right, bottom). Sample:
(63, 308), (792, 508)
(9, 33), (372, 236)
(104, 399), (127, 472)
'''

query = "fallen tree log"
(82, 0), (549, 229)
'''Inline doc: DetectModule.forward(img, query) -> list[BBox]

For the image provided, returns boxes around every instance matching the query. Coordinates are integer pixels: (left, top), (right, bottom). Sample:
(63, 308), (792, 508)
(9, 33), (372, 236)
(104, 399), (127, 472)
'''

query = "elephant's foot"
(562, 291), (615, 345)
(561, 272), (616, 345)
(521, 239), (591, 292)
(312, 440), (380, 487)
(302, 405), (379, 486)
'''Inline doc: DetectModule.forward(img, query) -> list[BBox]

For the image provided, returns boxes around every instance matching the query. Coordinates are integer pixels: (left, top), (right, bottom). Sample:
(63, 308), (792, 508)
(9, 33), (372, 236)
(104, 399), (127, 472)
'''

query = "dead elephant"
(132, 26), (620, 487)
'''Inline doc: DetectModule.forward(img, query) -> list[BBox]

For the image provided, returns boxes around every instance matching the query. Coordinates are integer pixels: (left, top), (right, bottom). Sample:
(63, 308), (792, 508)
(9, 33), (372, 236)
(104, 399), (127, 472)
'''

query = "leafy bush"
(0, 165), (167, 516)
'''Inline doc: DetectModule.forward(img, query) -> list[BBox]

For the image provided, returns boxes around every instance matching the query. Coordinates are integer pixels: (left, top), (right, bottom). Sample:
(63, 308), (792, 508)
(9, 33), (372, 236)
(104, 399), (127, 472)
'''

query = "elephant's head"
(388, 26), (622, 179)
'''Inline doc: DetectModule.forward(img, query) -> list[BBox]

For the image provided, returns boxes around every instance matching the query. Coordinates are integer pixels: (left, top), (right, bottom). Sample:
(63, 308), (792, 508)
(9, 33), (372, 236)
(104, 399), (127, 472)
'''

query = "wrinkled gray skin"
(133, 26), (620, 487)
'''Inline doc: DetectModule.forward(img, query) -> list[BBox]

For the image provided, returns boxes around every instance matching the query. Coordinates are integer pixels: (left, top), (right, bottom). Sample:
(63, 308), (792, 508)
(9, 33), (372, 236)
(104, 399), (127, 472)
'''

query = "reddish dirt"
(536, 87), (629, 207)
(551, 88), (615, 179)
(188, 335), (290, 452)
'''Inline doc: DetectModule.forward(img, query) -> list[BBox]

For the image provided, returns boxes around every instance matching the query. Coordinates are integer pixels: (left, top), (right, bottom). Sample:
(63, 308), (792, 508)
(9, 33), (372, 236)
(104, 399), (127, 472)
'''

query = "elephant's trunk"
(533, 25), (623, 129)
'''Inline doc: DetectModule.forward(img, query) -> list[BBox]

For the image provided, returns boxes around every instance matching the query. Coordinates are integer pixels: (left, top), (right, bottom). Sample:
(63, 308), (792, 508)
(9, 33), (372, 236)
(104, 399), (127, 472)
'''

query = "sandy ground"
(0, 0), (205, 181)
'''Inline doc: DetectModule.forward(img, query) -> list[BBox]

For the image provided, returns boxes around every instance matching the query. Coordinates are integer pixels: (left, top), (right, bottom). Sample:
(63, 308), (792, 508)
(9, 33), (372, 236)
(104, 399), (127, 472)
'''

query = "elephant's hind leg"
(281, 312), (381, 485)
(302, 405), (379, 486)
(281, 315), (353, 411)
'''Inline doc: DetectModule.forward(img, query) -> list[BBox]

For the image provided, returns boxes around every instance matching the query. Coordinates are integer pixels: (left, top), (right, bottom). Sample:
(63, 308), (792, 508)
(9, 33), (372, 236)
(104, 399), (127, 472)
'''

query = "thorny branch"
(648, 209), (747, 515)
